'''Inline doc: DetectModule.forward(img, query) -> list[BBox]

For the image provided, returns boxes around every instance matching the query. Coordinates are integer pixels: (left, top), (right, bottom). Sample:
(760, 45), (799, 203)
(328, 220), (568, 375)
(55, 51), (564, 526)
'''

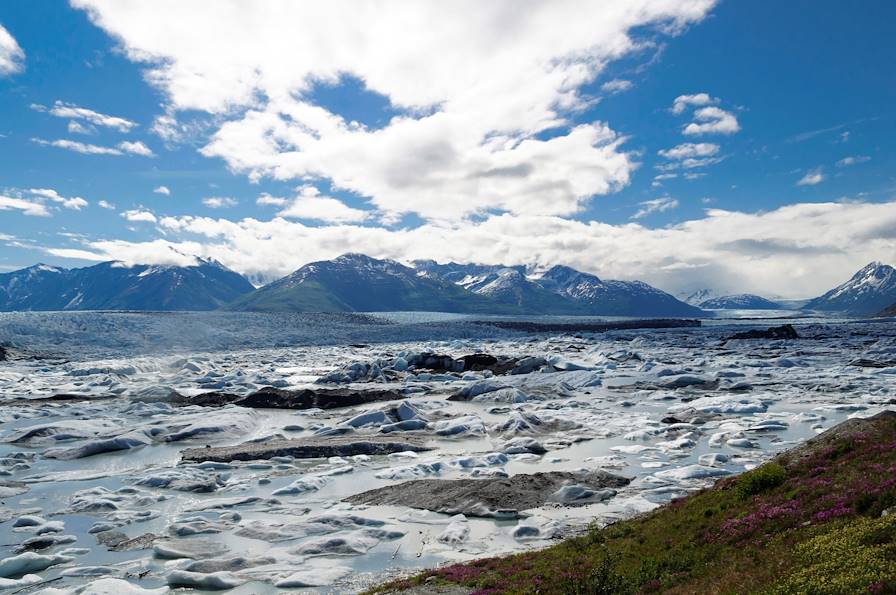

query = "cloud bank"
(49, 200), (896, 298)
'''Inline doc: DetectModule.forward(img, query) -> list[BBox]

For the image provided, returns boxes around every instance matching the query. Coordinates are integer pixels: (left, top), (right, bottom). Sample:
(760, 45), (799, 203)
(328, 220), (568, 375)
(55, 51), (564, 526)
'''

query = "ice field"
(0, 312), (893, 593)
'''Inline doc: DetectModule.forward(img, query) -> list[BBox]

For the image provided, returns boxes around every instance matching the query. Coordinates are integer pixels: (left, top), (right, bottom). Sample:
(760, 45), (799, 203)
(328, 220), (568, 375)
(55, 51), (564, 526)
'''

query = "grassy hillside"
(373, 411), (896, 595)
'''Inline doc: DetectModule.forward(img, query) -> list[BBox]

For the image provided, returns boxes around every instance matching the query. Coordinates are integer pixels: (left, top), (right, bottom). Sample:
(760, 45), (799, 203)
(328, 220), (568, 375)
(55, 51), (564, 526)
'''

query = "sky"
(0, 0), (895, 298)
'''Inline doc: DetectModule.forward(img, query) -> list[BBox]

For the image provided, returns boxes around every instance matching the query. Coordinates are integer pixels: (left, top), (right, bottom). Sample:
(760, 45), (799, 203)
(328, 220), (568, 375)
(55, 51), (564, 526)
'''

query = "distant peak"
(26, 263), (63, 273)
(334, 252), (376, 263)
(852, 261), (894, 278)
(861, 261), (886, 270)
(195, 256), (228, 269)
(333, 253), (404, 268)
(541, 264), (600, 282)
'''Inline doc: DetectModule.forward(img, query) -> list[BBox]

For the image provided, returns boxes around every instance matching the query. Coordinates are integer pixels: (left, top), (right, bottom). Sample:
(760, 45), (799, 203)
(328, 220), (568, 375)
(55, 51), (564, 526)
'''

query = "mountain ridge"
(699, 293), (781, 310)
(235, 256), (702, 317)
(0, 258), (254, 311)
(802, 261), (896, 315)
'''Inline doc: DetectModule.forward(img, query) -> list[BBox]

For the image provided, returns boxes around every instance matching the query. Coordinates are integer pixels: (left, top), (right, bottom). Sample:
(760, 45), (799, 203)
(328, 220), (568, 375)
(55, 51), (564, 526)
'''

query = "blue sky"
(0, 0), (894, 297)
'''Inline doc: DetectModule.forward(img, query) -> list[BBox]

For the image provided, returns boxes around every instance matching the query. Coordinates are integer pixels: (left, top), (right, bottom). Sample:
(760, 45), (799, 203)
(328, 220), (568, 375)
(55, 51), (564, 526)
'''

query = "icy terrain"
(0, 312), (893, 593)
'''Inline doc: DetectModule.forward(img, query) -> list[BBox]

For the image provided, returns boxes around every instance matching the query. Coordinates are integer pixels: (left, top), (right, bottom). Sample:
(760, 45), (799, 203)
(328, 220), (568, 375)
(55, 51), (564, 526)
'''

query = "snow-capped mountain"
(699, 294), (781, 310)
(413, 261), (583, 313)
(413, 261), (701, 316)
(803, 262), (896, 315)
(460, 268), (586, 313)
(412, 261), (525, 285)
(0, 264), (70, 311)
(0, 258), (254, 311)
(230, 254), (522, 313)
(680, 288), (720, 306)
(533, 265), (703, 316)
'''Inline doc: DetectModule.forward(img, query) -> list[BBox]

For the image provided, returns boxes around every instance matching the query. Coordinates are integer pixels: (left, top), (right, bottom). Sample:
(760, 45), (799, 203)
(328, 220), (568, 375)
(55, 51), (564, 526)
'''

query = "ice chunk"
(655, 465), (732, 481)
(274, 565), (352, 588)
(437, 515), (470, 545)
(0, 552), (74, 578)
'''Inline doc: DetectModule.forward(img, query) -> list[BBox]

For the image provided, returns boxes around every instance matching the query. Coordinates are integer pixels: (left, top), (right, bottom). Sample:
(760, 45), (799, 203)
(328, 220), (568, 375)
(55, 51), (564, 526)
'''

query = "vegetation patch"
(370, 412), (896, 595)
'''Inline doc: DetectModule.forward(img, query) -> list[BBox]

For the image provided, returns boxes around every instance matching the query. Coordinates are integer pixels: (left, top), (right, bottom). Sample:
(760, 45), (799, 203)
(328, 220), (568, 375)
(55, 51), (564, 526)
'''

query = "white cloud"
(27, 188), (89, 210)
(601, 79), (633, 94)
(682, 106), (740, 135)
(836, 155), (870, 168)
(32, 100), (137, 132)
(276, 186), (369, 223)
(0, 195), (50, 217)
(32, 138), (123, 155)
(658, 142), (719, 160)
(256, 193), (287, 207)
(0, 24), (25, 76)
(52, 199), (896, 298)
(31, 137), (154, 157)
(671, 92), (714, 114)
(786, 124), (845, 144)
(117, 140), (154, 156)
(632, 197), (679, 219)
(121, 209), (157, 223)
(153, 185), (171, 195)
(73, 0), (717, 221)
(97, 200), (115, 209)
(67, 120), (95, 135)
(202, 196), (237, 208)
(797, 168), (824, 186)
(47, 240), (200, 267)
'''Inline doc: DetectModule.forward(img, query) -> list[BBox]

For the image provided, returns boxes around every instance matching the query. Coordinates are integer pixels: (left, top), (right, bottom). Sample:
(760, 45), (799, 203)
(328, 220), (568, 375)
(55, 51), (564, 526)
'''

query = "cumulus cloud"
(682, 106), (739, 135)
(671, 92), (714, 114)
(28, 188), (89, 210)
(153, 185), (171, 195)
(121, 209), (157, 223)
(0, 24), (25, 76)
(31, 100), (137, 132)
(31, 137), (155, 156)
(658, 142), (719, 160)
(276, 186), (369, 223)
(836, 155), (870, 168)
(72, 0), (717, 221)
(256, 193), (287, 207)
(97, 200), (115, 209)
(202, 196), (237, 208)
(0, 195), (50, 217)
(118, 140), (154, 156)
(48, 200), (896, 298)
(797, 168), (824, 186)
(632, 197), (679, 219)
(657, 142), (723, 169)
(67, 121), (95, 135)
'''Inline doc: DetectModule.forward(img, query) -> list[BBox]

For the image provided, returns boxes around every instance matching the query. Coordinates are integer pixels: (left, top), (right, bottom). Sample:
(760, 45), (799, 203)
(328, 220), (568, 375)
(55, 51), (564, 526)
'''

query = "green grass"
(370, 412), (896, 595)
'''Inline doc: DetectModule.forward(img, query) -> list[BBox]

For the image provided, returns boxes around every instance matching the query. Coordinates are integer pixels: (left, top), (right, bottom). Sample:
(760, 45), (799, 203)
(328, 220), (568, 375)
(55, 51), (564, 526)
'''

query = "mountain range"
(0, 259), (254, 311)
(232, 254), (702, 316)
(228, 254), (522, 314)
(2, 255), (895, 317)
